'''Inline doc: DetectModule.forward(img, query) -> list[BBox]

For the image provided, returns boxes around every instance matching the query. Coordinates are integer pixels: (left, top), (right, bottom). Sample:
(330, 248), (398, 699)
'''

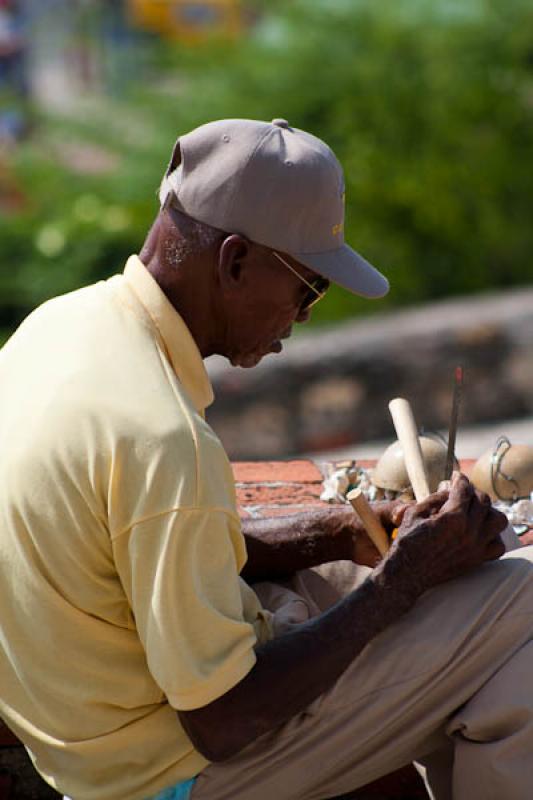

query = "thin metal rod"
(444, 366), (464, 480)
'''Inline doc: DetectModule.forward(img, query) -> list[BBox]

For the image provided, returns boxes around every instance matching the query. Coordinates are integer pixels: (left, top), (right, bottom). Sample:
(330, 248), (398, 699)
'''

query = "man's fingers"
(354, 532), (382, 568)
(415, 490), (449, 517)
(390, 503), (410, 527)
(465, 489), (491, 535)
(474, 488), (492, 509)
(440, 472), (475, 514)
(398, 491), (449, 531)
(485, 535), (506, 561)
(483, 506), (509, 538)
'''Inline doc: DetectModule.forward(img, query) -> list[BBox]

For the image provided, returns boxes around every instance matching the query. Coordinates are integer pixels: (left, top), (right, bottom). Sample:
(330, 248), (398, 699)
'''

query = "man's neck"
(139, 220), (221, 359)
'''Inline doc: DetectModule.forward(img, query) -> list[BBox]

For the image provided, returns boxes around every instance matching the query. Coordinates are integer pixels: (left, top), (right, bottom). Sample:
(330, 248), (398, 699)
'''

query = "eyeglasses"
(163, 194), (329, 310)
(272, 251), (329, 310)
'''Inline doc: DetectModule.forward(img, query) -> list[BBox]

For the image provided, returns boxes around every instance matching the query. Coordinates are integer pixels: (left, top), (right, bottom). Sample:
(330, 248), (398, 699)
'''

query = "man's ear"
(218, 235), (251, 292)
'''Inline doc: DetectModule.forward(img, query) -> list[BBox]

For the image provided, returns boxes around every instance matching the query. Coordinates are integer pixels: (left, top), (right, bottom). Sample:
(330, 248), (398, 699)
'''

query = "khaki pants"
(191, 545), (533, 800)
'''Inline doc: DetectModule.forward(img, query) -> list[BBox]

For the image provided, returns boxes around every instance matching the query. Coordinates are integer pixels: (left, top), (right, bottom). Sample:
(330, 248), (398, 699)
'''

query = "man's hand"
(383, 472), (507, 599)
(349, 499), (409, 567)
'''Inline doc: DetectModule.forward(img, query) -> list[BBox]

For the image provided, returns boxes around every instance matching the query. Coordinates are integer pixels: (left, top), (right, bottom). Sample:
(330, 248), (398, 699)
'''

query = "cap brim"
(291, 243), (389, 299)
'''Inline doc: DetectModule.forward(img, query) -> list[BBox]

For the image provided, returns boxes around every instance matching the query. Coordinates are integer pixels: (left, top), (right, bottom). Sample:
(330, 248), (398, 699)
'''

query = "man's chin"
(228, 342), (283, 369)
(229, 352), (264, 369)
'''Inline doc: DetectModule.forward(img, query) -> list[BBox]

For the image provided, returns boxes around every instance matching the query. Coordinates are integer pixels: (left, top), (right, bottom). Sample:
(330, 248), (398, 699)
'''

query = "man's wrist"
(370, 547), (423, 614)
(280, 507), (357, 564)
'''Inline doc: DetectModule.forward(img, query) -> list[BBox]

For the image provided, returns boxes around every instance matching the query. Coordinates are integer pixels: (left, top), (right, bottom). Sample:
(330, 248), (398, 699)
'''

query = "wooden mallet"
(388, 397), (431, 502)
(347, 488), (390, 557)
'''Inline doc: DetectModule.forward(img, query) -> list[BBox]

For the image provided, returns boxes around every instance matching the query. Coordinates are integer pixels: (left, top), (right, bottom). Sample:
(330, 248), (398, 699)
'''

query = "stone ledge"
(207, 287), (533, 459)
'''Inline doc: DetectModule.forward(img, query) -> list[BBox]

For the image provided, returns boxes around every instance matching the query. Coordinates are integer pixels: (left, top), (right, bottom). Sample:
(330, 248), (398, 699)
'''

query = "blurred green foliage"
(1, 0), (532, 339)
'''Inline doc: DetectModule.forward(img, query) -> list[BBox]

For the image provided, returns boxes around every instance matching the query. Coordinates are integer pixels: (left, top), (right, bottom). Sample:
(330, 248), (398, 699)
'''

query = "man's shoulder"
(3, 275), (122, 357)
(0, 272), (187, 450)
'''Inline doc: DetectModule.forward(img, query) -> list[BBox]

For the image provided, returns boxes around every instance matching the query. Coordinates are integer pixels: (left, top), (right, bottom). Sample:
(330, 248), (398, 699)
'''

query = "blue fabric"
(66, 777), (196, 800)
(151, 778), (196, 800)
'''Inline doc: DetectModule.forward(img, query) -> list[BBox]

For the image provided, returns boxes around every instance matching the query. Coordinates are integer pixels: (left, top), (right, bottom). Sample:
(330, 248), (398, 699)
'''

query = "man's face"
(219, 240), (329, 369)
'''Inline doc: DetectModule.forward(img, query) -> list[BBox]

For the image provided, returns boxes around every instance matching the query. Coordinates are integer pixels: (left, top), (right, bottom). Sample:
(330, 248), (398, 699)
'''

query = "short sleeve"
(112, 507), (259, 711)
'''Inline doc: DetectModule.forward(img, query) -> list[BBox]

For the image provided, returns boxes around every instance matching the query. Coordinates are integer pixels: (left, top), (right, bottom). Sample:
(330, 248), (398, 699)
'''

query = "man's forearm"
(178, 555), (418, 762)
(240, 509), (355, 582)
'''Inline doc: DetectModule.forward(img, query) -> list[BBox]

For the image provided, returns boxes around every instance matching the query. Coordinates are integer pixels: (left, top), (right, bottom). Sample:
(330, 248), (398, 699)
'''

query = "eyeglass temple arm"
(272, 251), (324, 299)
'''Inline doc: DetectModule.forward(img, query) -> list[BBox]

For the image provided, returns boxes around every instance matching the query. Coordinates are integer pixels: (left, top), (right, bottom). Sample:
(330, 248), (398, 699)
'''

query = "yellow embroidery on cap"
(332, 222), (344, 235)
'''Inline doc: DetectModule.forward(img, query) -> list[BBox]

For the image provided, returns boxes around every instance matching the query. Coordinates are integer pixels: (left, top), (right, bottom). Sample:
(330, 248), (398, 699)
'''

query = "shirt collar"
(123, 255), (214, 413)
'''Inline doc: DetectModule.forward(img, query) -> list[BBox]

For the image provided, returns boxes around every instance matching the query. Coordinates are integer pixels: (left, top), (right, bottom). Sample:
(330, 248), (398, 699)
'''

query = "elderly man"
(0, 118), (532, 800)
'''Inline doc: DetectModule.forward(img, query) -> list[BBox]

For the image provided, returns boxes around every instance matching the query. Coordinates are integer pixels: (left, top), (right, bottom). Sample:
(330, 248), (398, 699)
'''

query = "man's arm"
(240, 503), (402, 582)
(179, 559), (415, 762)
(178, 474), (507, 762)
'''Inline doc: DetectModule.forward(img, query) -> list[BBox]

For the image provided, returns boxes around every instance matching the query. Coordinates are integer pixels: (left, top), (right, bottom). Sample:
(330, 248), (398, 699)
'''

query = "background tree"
(1, 0), (532, 341)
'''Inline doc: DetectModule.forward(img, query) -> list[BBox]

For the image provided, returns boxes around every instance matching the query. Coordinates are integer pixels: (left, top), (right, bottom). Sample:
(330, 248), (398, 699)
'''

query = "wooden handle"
(347, 488), (390, 556)
(388, 397), (431, 502)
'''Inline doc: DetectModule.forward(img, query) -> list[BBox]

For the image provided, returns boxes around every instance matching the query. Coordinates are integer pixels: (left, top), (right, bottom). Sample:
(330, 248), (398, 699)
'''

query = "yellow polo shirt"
(0, 256), (272, 800)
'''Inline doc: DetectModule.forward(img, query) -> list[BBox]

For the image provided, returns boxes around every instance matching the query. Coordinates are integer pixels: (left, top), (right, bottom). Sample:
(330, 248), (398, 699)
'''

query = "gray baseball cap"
(159, 118), (389, 299)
